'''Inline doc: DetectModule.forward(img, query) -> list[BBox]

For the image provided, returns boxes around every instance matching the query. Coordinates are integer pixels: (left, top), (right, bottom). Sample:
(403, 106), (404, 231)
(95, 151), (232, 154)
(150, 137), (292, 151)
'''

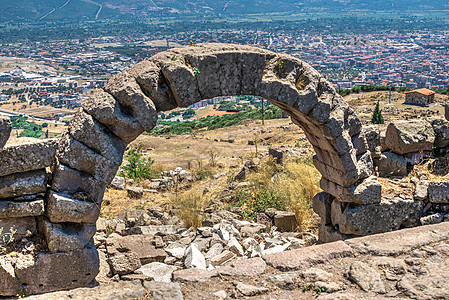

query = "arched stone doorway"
(1, 44), (376, 295)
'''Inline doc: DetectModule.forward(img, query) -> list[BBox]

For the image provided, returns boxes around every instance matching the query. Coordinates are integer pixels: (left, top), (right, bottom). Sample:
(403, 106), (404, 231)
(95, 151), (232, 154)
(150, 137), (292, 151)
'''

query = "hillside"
(0, 0), (448, 22)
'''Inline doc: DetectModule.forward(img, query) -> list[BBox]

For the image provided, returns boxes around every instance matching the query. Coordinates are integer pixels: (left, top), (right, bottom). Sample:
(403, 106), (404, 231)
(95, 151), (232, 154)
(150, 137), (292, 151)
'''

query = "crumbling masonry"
(0, 43), (448, 295)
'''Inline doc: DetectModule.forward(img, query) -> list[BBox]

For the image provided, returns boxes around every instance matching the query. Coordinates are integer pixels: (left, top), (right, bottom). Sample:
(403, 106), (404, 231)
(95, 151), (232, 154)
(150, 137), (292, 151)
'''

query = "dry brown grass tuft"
(243, 156), (321, 231)
(175, 185), (211, 229)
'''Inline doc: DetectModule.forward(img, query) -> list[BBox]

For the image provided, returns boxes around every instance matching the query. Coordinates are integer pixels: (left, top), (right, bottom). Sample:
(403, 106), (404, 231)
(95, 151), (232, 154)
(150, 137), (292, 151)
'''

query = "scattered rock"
(274, 211), (297, 232)
(107, 252), (142, 275)
(184, 244), (206, 270)
(236, 282), (269, 296)
(269, 272), (297, 290)
(135, 262), (179, 282)
(110, 176), (126, 189)
(348, 261), (386, 293)
(126, 186), (144, 199)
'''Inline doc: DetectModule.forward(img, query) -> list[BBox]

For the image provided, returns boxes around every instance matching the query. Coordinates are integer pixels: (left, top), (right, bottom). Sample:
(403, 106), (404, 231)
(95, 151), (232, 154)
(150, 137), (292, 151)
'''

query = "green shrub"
(119, 148), (156, 181)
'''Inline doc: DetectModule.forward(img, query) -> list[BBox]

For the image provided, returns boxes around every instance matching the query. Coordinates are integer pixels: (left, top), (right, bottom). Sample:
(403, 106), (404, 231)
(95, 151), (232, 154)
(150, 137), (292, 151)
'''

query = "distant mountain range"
(0, 0), (448, 22)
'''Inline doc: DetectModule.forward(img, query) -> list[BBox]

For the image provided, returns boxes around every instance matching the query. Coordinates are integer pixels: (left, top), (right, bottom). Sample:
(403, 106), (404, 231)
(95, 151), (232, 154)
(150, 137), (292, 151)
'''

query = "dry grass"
(175, 185), (211, 229)
(243, 157), (321, 231)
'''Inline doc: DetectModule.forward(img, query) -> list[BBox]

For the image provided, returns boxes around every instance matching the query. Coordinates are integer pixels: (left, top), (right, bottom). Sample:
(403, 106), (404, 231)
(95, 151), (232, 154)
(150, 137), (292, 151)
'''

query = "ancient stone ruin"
(0, 43), (448, 295)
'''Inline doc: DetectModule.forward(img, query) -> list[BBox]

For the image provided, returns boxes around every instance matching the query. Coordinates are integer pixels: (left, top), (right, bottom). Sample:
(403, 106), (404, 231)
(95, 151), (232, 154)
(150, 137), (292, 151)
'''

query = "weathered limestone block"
(0, 198), (44, 218)
(68, 110), (126, 167)
(274, 211), (298, 232)
(320, 176), (382, 205)
(344, 176), (382, 205)
(414, 180), (429, 200)
(375, 151), (407, 176)
(0, 116), (11, 149)
(428, 181), (449, 203)
(57, 134), (120, 183)
(126, 60), (178, 111)
(337, 198), (424, 235)
(385, 120), (435, 155)
(430, 118), (449, 148)
(318, 224), (352, 243)
(0, 217), (37, 239)
(445, 104), (449, 121)
(0, 255), (21, 295)
(104, 72), (158, 131)
(0, 169), (47, 198)
(106, 234), (167, 264)
(11, 245), (99, 296)
(356, 151), (374, 179)
(39, 218), (96, 253)
(313, 156), (357, 187)
(361, 125), (381, 154)
(83, 89), (144, 143)
(107, 252), (141, 275)
(51, 163), (106, 204)
(312, 192), (334, 225)
(46, 191), (100, 224)
(0, 139), (57, 177)
(352, 132), (369, 156)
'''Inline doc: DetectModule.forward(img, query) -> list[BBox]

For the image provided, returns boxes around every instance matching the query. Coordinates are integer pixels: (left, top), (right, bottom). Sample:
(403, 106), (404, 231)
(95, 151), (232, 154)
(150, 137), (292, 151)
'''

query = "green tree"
(371, 101), (384, 124)
(119, 148), (156, 181)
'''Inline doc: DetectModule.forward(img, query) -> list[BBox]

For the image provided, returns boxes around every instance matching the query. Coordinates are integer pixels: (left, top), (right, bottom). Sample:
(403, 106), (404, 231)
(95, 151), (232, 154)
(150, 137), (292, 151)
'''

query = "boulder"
(0, 139), (57, 177)
(236, 282), (269, 296)
(127, 186), (143, 199)
(337, 198), (424, 236)
(414, 180), (429, 200)
(184, 244), (206, 270)
(110, 176), (126, 189)
(39, 218), (96, 253)
(431, 118), (449, 148)
(107, 252), (141, 275)
(0, 217), (37, 239)
(46, 191), (100, 224)
(428, 181), (449, 203)
(106, 234), (167, 264)
(375, 151), (407, 176)
(361, 125), (381, 154)
(274, 211), (297, 232)
(0, 116), (11, 149)
(210, 250), (236, 266)
(0, 198), (44, 218)
(135, 262), (179, 282)
(0, 169), (47, 199)
(142, 281), (184, 300)
(385, 120), (435, 155)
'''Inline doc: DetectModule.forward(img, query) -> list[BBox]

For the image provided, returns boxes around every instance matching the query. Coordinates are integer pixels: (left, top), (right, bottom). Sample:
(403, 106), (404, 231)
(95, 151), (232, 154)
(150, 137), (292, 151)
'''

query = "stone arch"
(38, 43), (374, 292)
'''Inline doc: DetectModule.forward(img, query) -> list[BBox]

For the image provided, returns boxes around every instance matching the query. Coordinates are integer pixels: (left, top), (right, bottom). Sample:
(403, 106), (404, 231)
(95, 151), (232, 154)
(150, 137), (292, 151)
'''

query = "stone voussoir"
(51, 162), (106, 204)
(104, 71), (158, 132)
(57, 133), (120, 184)
(68, 109), (126, 167)
(83, 89), (144, 143)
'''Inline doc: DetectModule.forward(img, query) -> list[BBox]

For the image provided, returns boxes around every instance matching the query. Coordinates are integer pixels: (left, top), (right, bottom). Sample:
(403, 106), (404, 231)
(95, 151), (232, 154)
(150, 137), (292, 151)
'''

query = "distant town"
(0, 30), (448, 121)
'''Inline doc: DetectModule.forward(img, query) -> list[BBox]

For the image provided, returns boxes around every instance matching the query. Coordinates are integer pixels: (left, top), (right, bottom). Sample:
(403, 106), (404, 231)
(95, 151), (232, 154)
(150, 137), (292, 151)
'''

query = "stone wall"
(314, 117), (449, 243)
(405, 92), (434, 105)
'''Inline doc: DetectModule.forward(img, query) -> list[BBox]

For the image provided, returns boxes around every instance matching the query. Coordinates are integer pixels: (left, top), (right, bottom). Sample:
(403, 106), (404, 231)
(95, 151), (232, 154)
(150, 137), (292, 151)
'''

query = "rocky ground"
(23, 222), (449, 300)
